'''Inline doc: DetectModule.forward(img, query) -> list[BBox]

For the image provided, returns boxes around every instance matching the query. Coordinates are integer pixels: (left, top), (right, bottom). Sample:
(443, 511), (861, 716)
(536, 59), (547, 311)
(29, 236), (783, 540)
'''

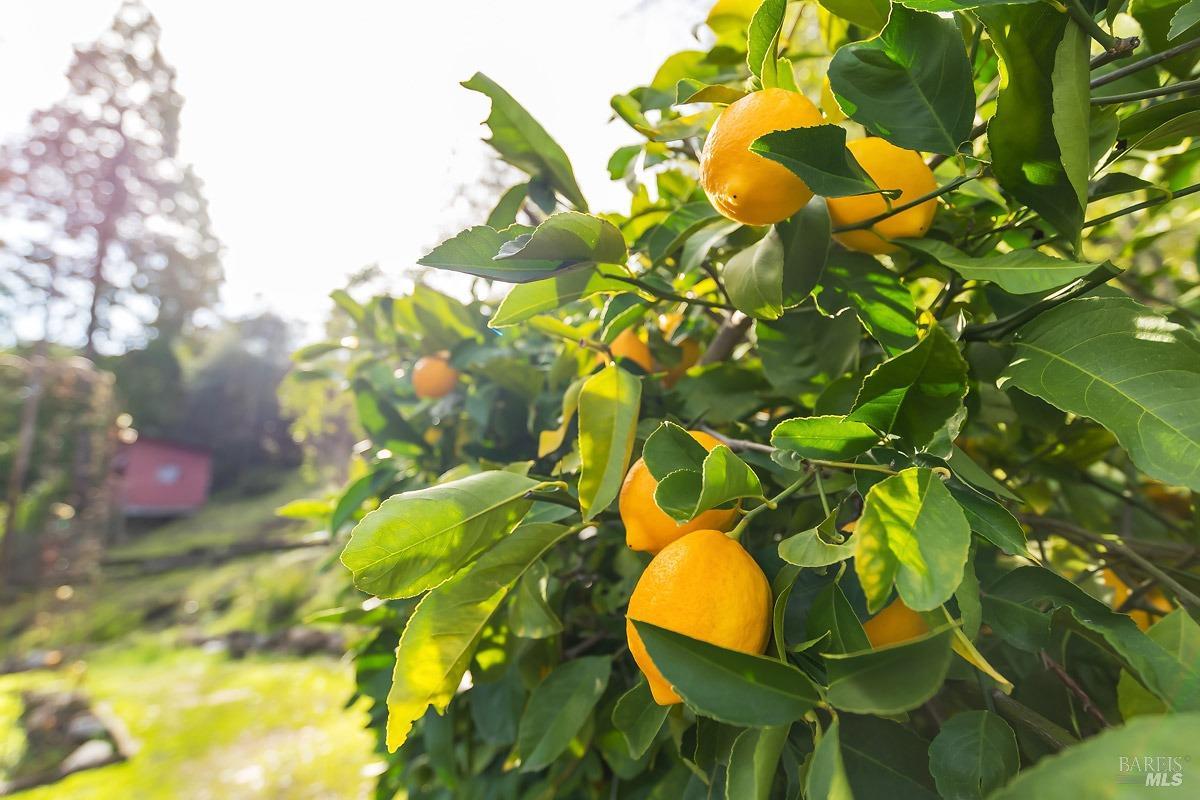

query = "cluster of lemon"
(606, 314), (701, 387)
(699, 87), (937, 251)
(622, 431), (930, 704)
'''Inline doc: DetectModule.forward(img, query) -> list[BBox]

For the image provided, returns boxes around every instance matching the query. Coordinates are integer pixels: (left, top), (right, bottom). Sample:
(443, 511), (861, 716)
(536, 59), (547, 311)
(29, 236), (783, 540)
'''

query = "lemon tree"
(289, 1), (1200, 796)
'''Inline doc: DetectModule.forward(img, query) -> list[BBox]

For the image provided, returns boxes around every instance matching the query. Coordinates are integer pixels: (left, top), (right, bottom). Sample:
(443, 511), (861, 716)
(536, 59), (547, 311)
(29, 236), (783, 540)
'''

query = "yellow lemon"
(620, 430), (737, 553)
(862, 598), (929, 648)
(700, 88), (824, 225)
(412, 355), (459, 399)
(828, 137), (938, 254)
(627, 529), (772, 704)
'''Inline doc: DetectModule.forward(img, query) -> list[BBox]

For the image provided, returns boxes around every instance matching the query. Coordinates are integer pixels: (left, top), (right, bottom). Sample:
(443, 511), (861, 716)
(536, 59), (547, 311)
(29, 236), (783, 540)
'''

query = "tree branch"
(1091, 37), (1200, 87)
(697, 311), (752, 366)
(1092, 78), (1200, 105)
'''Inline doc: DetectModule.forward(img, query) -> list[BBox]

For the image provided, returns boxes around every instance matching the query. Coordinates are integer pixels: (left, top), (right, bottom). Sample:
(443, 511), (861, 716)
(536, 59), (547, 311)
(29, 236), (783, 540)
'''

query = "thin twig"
(1091, 78), (1200, 105)
(960, 264), (1121, 341)
(832, 173), (983, 232)
(1088, 36), (1141, 70)
(1092, 36), (1200, 87)
(608, 274), (734, 311)
(697, 311), (752, 366)
(1040, 650), (1110, 728)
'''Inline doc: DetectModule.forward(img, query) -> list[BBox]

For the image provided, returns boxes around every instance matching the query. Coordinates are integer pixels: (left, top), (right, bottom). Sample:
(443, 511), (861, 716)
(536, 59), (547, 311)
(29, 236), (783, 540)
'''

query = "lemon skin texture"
(627, 529), (772, 704)
(700, 88), (824, 226)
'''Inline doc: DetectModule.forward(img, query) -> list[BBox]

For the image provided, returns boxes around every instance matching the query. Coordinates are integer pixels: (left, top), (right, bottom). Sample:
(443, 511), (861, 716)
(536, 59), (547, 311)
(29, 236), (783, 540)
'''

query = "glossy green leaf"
(727, 205), (833, 320)
(806, 580), (872, 655)
(1051, 21), (1091, 215)
(507, 559), (562, 638)
(631, 620), (822, 726)
(989, 712), (1200, 799)
(612, 678), (670, 758)
(726, 725), (789, 800)
(947, 482), (1028, 556)
(1171, 0), (1200, 37)
(517, 655), (611, 771)
(645, 202), (722, 265)
(1000, 297), (1200, 491)
(383, 522), (570, 750)
(928, 711), (1019, 800)
(806, 719), (855, 800)
(824, 627), (955, 713)
(418, 224), (548, 283)
(642, 421), (710, 480)
(497, 211), (627, 266)
(487, 182), (529, 228)
(980, 6), (1084, 244)
(750, 126), (881, 198)
(779, 506), (856, 567)
(1134, 0), (1200, 78)
(854, 467), (971, 612)
(816, 251), (919, 355)
(818, 0), (889, 30)
(901, 239), (1103, 295)
(771, 414), (880, 460)
(1119, 609), (1200, 718)
(827, 7), (975, 155)
(462, 72), (588, 210)
(675, 79), (748, 105)
(849, 325), (969, 449)
(655, 445), (763, 522)
(987, 566), (1200, 711)
(490, 265), (633, 327)
(578, 364), (642, 520)
(725, 230), (786, 321)
(342, 470), (542, 598)
(747, 0), (786, 83)
(840, 716), (940, 800)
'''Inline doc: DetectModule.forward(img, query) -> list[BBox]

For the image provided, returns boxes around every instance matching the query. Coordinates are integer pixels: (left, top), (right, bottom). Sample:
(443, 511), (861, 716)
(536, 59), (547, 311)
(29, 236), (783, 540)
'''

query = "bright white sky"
(0, 0), (702, 338)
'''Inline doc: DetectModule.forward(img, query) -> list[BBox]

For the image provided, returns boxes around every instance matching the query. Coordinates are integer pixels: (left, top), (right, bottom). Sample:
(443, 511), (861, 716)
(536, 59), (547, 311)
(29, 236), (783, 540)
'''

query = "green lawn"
(0, 471), (379, 798)
(0, 639), (375, 799)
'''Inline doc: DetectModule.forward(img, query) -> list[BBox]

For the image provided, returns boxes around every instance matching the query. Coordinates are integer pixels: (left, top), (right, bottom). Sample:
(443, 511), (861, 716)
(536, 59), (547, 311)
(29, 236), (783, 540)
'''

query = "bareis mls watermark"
(1117, 756), (1187, 788)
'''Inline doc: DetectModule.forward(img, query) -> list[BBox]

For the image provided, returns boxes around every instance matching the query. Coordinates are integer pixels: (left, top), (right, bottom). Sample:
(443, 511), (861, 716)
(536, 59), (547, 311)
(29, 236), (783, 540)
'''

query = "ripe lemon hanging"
(828, 137), (938, 254)
(620, 430), (737, 553)
(700, 88), (823, 226)
(607, 328), (655, 373)
(626, 529), (772, 704)
(861, 598), (929, 648)
(412, 354), (459, 399)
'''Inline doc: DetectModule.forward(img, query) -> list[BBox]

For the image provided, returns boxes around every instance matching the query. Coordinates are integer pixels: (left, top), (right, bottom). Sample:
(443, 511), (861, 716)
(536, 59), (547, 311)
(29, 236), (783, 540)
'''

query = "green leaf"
(1134, 0), (1200, 78)
(854, 467), (972, 612)
(818, 0), (890, 30)
(497, 211), (627, 266)
(827, 7), (975, 155)
(643, 421), (710, 480)
(1119, 609), (1200, 718)
(806, 719), (855, 800)
(1051, 21), (1091, 216)
(655, 445), (763, 522)
(675, 79), (748, 106)
(816, 251), (918, 355)
(927, 711), (1019, 800)
(750, 126), (881, 198)
(419, 224), (548, 283)
(900, 239), (1103, 295)
(999, 297), (1200, 491)
(487, 182), (529, 228)
(1118, 96), (1200, 148)
(779, 506), (857, 568)
(631, 620), (822, 727)
(726, 725), (789, 800)
(806, 581), (872, 654)
(490, 265), (633, 327)
(383, 522), (571, 750)
(747, 0), (786, 83)
(980, 6), (1084, 244)
(947, 482), (1028, 556)
(578, 365), (642, 520)
(840, 715), (940, 800)
(848, 325), (969, 449)
(893, 0), (1033, 9)
(342, 470), (543, 598)
(1170, 0), (1200, 37)
(726, 205), (833, 320)
(988, 712), (1200, 799)
(986, 566), (1200, 711)
(612, 679), (670, 758)
(771, 414), (880, 460)
(645, 202), (722, 265)
(824, 627), (956, 714)
(462, 72), (588, 210)
(517, 655), (611, 771)
(507, 559), (562, 638)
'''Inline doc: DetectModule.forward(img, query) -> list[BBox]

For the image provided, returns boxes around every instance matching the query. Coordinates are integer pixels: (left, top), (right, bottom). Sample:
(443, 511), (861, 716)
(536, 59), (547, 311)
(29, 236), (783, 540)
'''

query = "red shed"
(115, 437), (212, 517)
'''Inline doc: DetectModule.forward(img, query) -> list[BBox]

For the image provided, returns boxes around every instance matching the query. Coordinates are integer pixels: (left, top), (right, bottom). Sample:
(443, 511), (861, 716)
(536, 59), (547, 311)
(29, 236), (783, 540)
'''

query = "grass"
(0, 469), (379, 798)
(0, 638), (376, 799)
